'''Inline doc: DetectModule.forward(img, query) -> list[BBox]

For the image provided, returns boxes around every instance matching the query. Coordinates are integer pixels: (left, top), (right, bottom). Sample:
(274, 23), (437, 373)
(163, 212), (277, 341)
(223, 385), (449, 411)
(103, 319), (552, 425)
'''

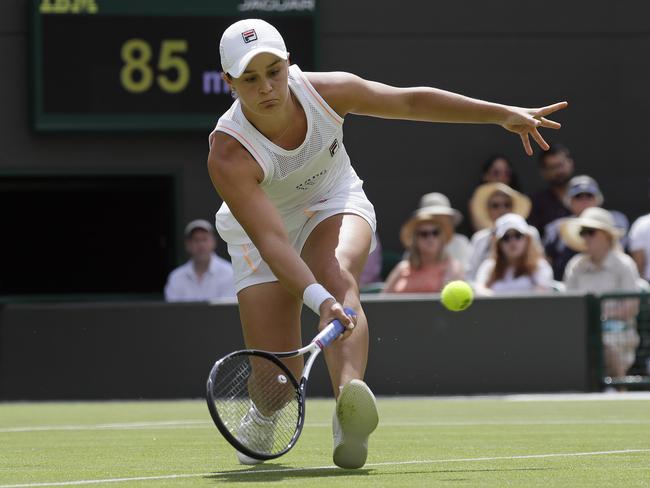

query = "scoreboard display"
(30, 0), (317, 131)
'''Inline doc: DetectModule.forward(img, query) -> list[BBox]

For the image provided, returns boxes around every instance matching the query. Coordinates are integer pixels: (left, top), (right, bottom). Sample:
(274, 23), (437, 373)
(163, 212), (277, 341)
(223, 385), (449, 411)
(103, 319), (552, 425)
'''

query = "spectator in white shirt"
(629, 180), (650, 281)
(164, 219), (236, 302)
(475, 213), (553, 295)
(561, 207), (641, 379)
(630, 214), (650, 282)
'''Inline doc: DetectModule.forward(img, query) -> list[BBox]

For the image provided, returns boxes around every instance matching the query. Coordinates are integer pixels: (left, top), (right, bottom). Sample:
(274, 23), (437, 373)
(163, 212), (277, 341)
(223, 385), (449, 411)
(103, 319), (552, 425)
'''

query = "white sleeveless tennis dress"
(209, 64), (376, 292)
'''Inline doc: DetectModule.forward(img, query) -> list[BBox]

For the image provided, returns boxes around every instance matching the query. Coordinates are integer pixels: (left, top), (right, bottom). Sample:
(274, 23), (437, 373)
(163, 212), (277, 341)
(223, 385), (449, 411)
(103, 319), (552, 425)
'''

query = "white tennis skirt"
(216, 178), (376, 293)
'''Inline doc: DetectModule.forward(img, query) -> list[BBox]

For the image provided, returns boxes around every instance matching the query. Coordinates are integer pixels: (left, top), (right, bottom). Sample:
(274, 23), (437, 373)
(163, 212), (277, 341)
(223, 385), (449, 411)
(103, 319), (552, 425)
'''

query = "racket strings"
(209, 354), (300, 456)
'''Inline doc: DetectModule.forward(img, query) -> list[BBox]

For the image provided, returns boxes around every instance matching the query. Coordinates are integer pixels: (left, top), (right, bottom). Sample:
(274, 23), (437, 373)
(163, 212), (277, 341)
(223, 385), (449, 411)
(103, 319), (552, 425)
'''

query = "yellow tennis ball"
(441, 280), (474, 312)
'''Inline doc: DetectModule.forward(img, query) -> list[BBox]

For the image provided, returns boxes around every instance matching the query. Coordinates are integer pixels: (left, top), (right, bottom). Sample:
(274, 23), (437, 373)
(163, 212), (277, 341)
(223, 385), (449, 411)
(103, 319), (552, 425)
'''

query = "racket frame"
(206, 310), (352, 460)
(206, 348), (306, 460)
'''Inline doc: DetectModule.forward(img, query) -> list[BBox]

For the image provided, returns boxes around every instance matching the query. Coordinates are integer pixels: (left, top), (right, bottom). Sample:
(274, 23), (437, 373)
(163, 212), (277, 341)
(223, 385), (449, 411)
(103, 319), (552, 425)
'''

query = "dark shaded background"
(1, 0), (648, 295)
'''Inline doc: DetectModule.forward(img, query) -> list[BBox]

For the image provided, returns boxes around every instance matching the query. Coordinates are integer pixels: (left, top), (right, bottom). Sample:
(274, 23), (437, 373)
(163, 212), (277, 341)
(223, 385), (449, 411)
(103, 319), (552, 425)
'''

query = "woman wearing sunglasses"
(466, 182), (534, 280)
(474, 213), (553, 296)
(383, 209), (464, 293)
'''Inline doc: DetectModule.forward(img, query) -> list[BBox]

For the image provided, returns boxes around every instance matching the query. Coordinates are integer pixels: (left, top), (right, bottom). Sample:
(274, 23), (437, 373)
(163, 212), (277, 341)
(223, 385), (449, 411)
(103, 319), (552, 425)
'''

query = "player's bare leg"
(301, 213), (379, 469)
(238, 281), (304, 379)
(301, 213), (372, 394)
(234, 282), (303, 465)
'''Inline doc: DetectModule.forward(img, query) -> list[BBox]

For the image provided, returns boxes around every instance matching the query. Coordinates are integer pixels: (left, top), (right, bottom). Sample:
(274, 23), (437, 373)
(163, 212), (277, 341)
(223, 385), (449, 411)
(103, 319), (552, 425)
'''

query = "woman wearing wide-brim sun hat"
(383, 208), (464, 293)
(466, 182), (537, 281)
(469, 182), (532, 232)
(399, 208), (456, 249)
(418, 192), (464, 226)
(418, 192), (471, 269)
(561, 207), (642, 381)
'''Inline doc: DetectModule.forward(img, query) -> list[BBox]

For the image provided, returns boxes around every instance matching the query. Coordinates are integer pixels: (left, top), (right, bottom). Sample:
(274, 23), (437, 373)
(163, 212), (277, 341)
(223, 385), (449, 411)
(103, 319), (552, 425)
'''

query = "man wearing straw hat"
(561, 207), (641, 380)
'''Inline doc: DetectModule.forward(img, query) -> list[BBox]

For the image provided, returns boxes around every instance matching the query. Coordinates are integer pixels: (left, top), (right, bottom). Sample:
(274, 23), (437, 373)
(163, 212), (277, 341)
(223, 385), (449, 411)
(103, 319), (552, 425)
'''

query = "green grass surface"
(1, 397), (650, 487)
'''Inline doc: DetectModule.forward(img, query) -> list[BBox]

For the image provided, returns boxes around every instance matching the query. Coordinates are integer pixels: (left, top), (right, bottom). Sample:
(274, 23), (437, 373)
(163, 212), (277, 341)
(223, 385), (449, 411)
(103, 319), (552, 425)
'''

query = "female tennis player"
(208, 18), (567, 469)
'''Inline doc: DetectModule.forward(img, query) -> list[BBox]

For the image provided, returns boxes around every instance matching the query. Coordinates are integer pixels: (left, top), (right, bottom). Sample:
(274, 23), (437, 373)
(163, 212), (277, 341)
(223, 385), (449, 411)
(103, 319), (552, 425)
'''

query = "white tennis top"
(210, 64), (368, 246)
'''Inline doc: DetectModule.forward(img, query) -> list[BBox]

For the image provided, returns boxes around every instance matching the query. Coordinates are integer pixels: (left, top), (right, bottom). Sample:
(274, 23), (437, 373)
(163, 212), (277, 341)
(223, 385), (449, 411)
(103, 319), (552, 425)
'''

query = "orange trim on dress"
(241, 243), (258, 272)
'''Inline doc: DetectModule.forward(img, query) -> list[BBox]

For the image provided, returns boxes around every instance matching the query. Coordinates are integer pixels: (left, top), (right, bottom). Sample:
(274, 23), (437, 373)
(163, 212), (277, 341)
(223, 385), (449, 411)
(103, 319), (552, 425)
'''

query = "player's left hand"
(500, 101), (568, 156)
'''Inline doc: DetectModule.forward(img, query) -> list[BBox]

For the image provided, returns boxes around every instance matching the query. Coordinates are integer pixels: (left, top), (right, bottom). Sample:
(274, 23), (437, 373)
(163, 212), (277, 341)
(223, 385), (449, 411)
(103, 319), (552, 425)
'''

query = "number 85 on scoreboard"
(30, 0), (317, 131)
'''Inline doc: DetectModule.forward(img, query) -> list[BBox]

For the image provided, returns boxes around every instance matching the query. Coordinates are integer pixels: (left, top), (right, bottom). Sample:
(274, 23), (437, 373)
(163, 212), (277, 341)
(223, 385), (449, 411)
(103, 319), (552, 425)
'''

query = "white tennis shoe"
(235, 405), (276, 465)
(332, 379), (379, 469)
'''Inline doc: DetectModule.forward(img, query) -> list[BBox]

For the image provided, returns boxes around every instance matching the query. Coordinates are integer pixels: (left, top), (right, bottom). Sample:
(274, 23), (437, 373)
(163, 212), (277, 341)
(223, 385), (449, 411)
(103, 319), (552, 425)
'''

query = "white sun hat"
(494, 213), (535, 240)
(220, 19), (288, 78)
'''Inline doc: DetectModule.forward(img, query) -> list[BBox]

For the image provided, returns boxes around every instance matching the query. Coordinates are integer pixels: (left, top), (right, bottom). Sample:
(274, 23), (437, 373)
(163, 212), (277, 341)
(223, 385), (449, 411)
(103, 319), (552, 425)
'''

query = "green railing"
(589, 291), (650, 390)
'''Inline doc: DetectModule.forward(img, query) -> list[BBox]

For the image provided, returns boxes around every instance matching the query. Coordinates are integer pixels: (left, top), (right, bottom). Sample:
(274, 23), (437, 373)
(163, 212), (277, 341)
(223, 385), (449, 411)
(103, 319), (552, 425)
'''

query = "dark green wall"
(1, 0), (648, 271)
(0, 295), (597, 399)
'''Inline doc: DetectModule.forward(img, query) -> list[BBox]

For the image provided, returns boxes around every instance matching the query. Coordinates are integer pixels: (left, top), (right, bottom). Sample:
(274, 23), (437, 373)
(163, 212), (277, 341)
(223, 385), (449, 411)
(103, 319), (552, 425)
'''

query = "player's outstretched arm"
(207, 132), (354, 333)
(307, 71), (567, 156)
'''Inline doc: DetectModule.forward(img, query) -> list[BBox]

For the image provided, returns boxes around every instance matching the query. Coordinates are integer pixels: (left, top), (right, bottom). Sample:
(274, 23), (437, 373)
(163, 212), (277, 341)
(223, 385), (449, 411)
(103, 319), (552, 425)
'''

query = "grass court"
(1, 395), (649, 487)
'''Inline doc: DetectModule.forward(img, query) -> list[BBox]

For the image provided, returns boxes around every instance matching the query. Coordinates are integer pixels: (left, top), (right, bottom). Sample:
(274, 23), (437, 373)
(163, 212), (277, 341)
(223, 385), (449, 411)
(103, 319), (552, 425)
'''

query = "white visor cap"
(220, 19), (288, 78)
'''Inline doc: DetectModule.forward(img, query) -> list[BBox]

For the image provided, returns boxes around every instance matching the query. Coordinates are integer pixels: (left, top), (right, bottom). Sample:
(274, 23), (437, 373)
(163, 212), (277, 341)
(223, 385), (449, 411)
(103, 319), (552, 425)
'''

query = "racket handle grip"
(313, 307), (356, 349)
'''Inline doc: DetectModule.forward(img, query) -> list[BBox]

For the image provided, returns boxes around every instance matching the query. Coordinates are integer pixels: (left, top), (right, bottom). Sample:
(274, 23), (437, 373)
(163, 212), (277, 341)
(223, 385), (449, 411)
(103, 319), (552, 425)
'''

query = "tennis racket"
(206, 307), (355, 461)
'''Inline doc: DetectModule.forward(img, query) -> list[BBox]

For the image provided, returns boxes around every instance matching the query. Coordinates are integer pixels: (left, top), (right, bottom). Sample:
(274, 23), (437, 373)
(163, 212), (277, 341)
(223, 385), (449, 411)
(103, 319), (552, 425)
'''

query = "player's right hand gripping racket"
(206, 308), (355, 461)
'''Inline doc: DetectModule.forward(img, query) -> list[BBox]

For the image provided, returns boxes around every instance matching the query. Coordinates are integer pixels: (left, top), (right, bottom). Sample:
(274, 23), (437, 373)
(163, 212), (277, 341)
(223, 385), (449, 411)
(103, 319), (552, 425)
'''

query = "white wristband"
(303, 283), (335, 315)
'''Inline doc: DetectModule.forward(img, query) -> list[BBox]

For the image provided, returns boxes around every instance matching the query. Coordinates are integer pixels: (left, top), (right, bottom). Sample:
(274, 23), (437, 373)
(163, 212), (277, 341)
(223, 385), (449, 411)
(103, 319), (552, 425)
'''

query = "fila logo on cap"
(242, 29), (257, 43)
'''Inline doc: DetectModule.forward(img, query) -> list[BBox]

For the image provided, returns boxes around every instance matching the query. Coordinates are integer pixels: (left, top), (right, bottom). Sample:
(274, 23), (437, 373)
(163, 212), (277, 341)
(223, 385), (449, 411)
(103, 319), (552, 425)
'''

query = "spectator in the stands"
(562, 207), (641, 379)
(544, 175), (629, 280)
(529, 143), (574, 238)
(474, 213), (553, 296)
(383, 206), (463, 293)
(478, 154), (521, 191)
(629, 178), (650, 282)
(359, 232), (383, 286)
(418, 192), (472, 271)
(164, 219), (236, 301)
(466, 182), (535, 280)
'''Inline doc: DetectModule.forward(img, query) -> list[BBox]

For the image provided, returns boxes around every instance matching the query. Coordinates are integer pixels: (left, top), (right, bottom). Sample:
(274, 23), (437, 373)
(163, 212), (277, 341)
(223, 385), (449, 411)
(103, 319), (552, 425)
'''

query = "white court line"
(3, 418), (650, 433)
(0, 449), (648, 488)
(505, 392), (650, 402)
(0, 420), (207, 433)
(374, 392), (650, 402)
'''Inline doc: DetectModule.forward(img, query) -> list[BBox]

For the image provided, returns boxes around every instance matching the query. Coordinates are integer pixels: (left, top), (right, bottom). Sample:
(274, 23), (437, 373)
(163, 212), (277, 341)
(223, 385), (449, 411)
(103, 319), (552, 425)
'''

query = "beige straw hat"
(399, 210), (454, 248)
(559, 207), (623, 252)
(418, 192), (463, 226)
(469, 182), (532, 230)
